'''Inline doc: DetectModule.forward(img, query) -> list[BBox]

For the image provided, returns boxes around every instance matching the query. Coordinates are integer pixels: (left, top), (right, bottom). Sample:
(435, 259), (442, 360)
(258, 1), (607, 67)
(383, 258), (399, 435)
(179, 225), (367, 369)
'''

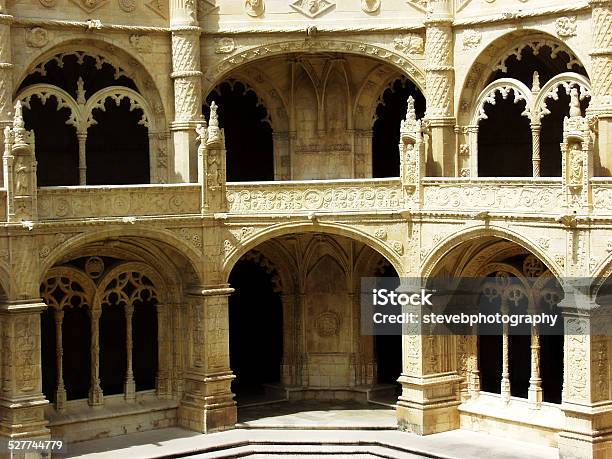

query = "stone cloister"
(0, 0), (610, 458)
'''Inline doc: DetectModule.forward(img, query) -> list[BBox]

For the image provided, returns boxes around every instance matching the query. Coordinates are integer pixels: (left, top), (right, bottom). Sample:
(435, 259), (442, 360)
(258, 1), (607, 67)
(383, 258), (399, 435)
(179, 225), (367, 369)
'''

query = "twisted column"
(0, 8), (13, 175)
(424, 2), (456, 176)
(170, 0), (202, 182)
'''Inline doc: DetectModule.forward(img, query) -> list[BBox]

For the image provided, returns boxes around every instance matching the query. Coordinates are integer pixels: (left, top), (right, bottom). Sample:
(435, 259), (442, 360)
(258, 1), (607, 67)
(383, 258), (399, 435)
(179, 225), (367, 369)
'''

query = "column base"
(178, 370), (236, 433)
(559, 403), (612, 459)
(0, 398), (49, 438)
(396, 373), (461, 435)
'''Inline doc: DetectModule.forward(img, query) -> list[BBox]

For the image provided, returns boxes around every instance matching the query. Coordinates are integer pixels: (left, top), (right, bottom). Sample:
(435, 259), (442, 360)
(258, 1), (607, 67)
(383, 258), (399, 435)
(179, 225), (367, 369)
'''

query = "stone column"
(0, 5), (13, 184)
(423, 0), (455, 176)
(54, 309), (66, 412)
(124, 303), (136, 401)
(0, 300), (49, 440)
(88, 308), (103, 406)
(170, 0), (202, 182)
(589, 0), (612, 175)
(558, 286), (612, 459)
(396, 278), (461, 435)
(178, 286), (236, 433)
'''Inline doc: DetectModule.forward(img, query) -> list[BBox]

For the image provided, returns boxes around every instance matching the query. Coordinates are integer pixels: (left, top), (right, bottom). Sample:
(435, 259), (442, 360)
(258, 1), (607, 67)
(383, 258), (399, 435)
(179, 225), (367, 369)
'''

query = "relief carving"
(25, 28), (49, 48)
(361, 0), (380, 13)
(555, 16), (578, 38)
(290, 0), (335, 18)
(245, 0), (264, 17)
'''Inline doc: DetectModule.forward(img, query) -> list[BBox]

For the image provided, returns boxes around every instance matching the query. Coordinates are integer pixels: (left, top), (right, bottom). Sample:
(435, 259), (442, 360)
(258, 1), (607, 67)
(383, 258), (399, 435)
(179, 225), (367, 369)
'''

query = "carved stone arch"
(94, 261), (166, 309)
(203, 39), (426, 97)
(590, 253), (612, 299)
(84, 86), (156, 131)
(471, 78), (533, 126)
(257, 239), (299, 292)
(16, 84), (81, 129)
(475, 262), (525, 280)
(353, 63), (401, 130)
(225, 70), (290, 132)
(533, 72), (592, 122)
(40, 228), (204, 288)
(420, 225), (562, 281)
(458, 30), (589, 126)
(223, 222), (405, 282)
(41, 266), (97, 310)
(460, 242), (528, 278)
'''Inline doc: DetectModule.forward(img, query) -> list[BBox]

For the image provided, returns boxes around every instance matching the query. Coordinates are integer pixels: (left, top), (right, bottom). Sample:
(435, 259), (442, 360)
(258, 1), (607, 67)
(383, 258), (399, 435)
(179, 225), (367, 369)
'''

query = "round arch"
(458, 30), (589, 126)
(421, 225), (562, 281)
(203, 39), (427, 97)
(40, 227), (204, 287)
(222, 222), (405, 282)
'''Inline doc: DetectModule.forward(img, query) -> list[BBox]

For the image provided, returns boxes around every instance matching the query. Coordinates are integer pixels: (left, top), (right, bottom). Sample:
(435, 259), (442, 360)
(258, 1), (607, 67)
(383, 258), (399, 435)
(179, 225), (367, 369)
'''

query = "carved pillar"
(589, 0), (612, 175)
(197, 103), (227, 213)
(0, 8), (13, 184)
(124, 304), (135, 401)
(527, 324), (542, 408)
(178, 286), (236, 433)
(54, 309), (66, 412)
(4, 102), (38, 223)
(0, 301), (49, 440)
(423, 1), (455, 176)
(88, 308), (103, 406)
(77, 131), (87, 185)
(396, 278), (461, 435)
(156, 303), (171, 398)
(170, 0), (202, 182)
(500, 298), (511, 404)
(558, 286), (612, 459)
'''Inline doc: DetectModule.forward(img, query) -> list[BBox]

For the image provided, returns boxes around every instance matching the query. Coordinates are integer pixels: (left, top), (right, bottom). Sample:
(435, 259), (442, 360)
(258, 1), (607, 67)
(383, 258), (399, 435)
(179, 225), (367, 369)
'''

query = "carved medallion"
(556, 16), (577, 38)
(393, 34), (424, 55)
(215, 37), (236, 54)
(69, 0), (109, 13)
(315, 311), (340, 337)
(290, 0), (335, 18)
(361, 0), (380, 13)
(118, 0), (136, 12)
(245, 0), (264, 16)
(129, 34), (153, 53)
(85, 257), (105, 279)
(25, 28), (49, 48)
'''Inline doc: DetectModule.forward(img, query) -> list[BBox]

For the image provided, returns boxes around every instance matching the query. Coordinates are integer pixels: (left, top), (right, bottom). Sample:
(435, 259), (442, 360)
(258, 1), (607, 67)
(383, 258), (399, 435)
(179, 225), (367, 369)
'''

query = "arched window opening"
(373, 77), (426, 178)
(486, 44), (586, 88)
(86, 97), (150, 185)
(63, 307), (92, 400)
(229, 254), (283, 404)
(133, 292), (158, 392)
(100, 302), (127, 396)
(22, 97), (79, 186)
(205, 80), (274, 182)
(17, 51), (152, 186)
(478, 92), (531, 177)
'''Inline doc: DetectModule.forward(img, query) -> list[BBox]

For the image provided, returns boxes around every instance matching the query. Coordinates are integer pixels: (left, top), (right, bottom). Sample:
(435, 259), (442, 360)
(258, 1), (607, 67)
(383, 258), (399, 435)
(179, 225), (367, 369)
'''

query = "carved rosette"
(424, 22), (454, 118)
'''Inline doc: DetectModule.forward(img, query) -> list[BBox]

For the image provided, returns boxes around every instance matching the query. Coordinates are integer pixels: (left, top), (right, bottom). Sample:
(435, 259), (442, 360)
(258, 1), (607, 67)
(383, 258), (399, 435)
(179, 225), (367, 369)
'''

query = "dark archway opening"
(229, 256), (283, 404)
(63, 306), (92, 400)
(373, 78), (426, 178)
(22, 98), (79, 186)
(133, 299), (158, 391)
(479, 334), (502, 393)
(374, 262), (402, 385)
(99, 305), (127, 395)
(86, 97), (150, 185)
(205, 80), (274, 182)
(478, 92), (531, 176)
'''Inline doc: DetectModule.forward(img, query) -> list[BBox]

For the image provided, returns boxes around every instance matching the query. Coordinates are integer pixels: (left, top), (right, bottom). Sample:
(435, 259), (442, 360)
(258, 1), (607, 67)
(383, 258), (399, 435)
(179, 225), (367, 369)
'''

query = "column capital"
(0, 299), (46, 314)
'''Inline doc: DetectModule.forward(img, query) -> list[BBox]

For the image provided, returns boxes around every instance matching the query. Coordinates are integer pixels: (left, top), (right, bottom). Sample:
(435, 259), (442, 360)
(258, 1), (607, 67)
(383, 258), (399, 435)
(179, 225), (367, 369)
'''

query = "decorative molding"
(69, 0), (109, 14)
(462, 30), (481, 50)
(215, 37), (236, 54)
(555, 16), (578, 38)
(393, 34), (424, 55)
(146, 0), (168, 19)
(118, 0), (136, 12)
(361, 0), (380, 13)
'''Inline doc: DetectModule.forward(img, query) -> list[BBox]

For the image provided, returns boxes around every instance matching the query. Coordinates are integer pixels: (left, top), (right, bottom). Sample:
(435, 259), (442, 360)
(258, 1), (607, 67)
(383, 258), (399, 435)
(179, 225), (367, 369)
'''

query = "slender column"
(528, 325), (542, 408)
(500, 326), (511, 404)
(89, 308), (103, 406)
(424, 1), (455, 176)
(156, 303), (171, 398)
(124, 304), (135, 400)
(77, 131), (87, 185)
(54, 309), (66, 412)
(531, 123), (541, 177)
(0, 8), (14, 183)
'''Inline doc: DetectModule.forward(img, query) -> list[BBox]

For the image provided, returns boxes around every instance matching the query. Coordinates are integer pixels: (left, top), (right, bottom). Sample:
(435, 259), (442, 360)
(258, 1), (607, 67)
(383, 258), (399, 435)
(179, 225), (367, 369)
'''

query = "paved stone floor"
(65, 401), (559, 459)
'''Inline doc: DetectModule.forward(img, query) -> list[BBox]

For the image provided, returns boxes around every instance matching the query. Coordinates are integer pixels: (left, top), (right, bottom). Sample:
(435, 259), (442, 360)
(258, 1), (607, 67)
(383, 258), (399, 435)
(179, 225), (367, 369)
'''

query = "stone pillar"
(589, 0), (612, 175)
(396, 278), (461, 435)
(273, 132), (290, 180)
(197, 103), (227, 213)
(156, 303), (172, 398)
(124, 303), (136, 401)
(423, 0), (455, 177)
(0, 5), (13, 184)
(0, 300), (49, 441)
(88, 308), (103, 406)
(178, 286), (236, 433)
(170, 0), (202, 182)
(558, 287), (612, 459)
